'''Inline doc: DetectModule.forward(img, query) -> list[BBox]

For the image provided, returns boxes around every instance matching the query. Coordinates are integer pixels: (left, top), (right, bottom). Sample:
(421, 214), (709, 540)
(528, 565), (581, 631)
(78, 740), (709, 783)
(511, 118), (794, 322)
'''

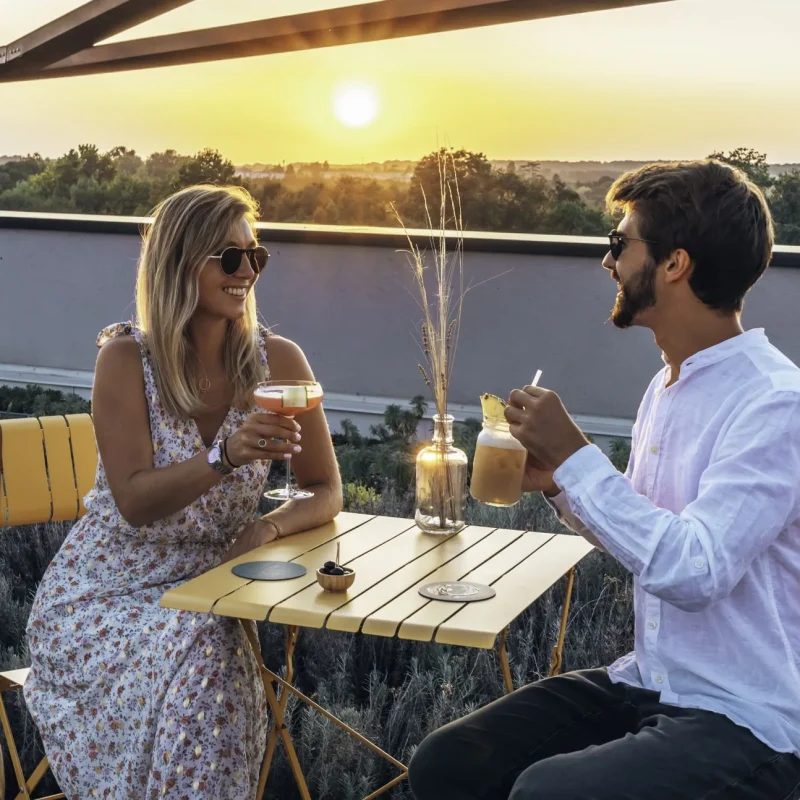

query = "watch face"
(207, 443), (232, 474)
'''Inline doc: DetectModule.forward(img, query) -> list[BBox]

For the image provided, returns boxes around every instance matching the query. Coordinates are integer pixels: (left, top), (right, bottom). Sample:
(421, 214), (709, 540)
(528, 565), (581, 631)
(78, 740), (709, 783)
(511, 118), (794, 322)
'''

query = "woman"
(24, 185), (342, 798)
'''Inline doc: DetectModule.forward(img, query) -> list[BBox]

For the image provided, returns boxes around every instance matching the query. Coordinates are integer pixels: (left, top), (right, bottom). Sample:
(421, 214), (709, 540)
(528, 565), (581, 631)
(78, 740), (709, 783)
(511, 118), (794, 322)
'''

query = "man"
(408, 161), (800, 800)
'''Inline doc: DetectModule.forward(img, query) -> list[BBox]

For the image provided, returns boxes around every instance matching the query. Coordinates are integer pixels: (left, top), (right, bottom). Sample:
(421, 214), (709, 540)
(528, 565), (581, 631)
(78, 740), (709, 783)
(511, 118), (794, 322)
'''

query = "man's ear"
(664, 248), (693, 284)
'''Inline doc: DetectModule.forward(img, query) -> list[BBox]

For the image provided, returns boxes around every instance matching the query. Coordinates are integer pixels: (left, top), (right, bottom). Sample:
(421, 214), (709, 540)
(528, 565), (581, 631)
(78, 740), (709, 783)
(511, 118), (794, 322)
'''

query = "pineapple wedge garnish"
(282, 386), (309, 408)
(480, 392), (507, 421)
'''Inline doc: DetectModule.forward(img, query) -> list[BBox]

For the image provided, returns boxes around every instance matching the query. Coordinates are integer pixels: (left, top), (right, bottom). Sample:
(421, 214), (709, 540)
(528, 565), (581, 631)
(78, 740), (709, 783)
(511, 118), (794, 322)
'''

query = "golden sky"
(3, 0), (800, 164)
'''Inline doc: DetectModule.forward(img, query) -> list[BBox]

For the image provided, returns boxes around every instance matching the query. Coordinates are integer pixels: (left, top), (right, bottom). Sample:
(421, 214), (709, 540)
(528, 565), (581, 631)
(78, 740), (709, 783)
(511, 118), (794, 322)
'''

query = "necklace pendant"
(199, 377), (212, 393)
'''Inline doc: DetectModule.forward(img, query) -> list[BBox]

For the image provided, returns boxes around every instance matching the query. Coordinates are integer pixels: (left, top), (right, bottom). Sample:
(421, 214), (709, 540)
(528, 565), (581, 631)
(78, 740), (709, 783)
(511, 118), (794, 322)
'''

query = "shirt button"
(655, 674), (664, 684)
(693, 558), (705, 570)
(650, 445), (659, 455)
(647, 620), (657, 630)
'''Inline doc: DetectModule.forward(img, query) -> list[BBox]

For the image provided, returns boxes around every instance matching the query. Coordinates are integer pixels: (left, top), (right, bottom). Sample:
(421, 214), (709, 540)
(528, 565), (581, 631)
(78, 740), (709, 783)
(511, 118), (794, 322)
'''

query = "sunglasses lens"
(251, 246), (269, 274)
(220, 248), (241, 275)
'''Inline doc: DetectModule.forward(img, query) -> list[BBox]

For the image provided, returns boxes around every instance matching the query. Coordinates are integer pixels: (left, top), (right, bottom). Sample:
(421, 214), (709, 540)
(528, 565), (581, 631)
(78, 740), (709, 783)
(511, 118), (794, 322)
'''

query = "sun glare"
(332, 82), (380, 128)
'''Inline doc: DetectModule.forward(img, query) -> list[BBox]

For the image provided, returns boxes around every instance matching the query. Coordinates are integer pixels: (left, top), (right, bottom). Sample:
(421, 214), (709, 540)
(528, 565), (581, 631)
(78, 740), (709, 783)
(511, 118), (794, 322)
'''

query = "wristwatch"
(206, 441), (234, 475)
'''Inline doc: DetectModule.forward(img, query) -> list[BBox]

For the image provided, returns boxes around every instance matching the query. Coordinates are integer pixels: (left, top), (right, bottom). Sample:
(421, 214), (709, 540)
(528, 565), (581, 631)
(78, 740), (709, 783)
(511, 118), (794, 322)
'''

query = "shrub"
(0, 385), (90, 417)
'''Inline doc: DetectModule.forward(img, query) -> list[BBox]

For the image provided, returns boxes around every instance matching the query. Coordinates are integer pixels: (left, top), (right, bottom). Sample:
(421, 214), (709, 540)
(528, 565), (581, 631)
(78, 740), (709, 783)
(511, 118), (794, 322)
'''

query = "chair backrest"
(0, 414), (97, 527)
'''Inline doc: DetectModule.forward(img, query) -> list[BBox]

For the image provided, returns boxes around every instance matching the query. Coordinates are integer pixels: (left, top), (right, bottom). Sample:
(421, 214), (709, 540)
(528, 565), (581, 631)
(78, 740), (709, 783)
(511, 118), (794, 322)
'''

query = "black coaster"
(232, 561), (308, 581)
(418, 581), (496, 602)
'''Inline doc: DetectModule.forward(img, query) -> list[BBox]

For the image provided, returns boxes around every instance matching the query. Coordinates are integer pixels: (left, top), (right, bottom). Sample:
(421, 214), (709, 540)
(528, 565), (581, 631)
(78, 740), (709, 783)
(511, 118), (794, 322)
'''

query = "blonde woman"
(24, 185), (342, 798)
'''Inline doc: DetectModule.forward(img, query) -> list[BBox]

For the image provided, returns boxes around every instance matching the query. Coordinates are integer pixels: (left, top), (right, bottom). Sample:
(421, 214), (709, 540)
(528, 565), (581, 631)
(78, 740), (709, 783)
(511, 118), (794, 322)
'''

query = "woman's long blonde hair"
(135, 184), (265, 419)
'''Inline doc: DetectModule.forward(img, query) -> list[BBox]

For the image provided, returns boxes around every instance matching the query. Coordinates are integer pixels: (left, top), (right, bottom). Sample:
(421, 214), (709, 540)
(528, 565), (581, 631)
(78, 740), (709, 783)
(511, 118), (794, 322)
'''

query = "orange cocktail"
(254, 380), (323, 501)
(254, 384), (323, 417)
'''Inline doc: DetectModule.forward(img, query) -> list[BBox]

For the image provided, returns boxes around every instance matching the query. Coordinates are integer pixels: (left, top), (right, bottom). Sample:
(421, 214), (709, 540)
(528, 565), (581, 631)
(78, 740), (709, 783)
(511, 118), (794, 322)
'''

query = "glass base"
(415, 509), (466, 535)
(264, 487), (314, 501)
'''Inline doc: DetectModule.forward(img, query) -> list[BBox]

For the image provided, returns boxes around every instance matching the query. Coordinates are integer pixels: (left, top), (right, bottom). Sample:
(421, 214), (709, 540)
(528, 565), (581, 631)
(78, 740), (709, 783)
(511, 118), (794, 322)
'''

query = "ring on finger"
(257, 438), (268, 449)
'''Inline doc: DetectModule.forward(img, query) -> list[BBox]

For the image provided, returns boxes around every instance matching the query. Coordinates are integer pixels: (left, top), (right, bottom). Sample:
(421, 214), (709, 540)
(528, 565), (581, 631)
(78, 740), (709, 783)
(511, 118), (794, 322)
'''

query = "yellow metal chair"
(0, 413), (97, 800)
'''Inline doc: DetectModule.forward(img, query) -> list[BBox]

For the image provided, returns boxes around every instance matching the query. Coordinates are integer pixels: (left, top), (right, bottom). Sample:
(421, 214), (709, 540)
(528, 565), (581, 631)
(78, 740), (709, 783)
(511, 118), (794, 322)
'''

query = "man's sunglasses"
(608, 229), (657, 261)
(209, 245), (270, 275)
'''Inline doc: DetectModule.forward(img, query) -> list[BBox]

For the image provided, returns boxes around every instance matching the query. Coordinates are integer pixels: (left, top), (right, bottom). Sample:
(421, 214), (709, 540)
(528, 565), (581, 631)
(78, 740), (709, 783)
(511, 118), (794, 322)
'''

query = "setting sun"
(332, 82), (380, 129)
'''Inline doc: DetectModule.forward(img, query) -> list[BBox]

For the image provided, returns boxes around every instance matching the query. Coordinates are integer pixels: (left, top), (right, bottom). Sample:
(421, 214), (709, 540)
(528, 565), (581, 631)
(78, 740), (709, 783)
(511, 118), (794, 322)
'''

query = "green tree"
(75, 144), (116, 183)
(708, 147), (772, 190)
(176, 148), (238, 187)
(0, 154), (46, 192)
(476, 168), (550, 231)
(109, 146), (144, 177)
(544, 199), (605, 236)
(145, 149), (186, 180)
(770, 170), (800, 244)
(404, 148), (494, 228)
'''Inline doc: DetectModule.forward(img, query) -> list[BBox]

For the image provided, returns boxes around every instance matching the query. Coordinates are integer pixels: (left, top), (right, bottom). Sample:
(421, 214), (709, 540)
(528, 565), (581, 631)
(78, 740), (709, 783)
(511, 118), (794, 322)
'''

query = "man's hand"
(223, 518), (280, 562)
(520, 452), (560, 496)
(505, 385), (589, 474)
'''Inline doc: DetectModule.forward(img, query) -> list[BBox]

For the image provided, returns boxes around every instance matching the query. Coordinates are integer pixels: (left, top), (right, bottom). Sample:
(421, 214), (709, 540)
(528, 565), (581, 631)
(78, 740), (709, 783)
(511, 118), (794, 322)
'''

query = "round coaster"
(418, 581), (496, 602)
(232, 561), (307, 581)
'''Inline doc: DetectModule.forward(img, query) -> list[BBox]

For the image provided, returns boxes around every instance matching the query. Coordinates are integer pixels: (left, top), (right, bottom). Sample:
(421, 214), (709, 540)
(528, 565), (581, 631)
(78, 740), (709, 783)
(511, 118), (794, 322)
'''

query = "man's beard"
(610, 257), (658, 329)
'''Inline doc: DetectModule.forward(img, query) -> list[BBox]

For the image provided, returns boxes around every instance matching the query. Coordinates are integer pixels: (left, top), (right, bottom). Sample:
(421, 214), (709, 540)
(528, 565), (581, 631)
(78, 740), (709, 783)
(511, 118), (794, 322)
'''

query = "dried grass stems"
(393, 152), (467, 529)
(393, 152), (465, 426)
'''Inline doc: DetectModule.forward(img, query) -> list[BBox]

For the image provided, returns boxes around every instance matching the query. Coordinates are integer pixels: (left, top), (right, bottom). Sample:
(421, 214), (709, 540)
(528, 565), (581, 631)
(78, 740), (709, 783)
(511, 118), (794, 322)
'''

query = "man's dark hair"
(606, 160), (774, 312)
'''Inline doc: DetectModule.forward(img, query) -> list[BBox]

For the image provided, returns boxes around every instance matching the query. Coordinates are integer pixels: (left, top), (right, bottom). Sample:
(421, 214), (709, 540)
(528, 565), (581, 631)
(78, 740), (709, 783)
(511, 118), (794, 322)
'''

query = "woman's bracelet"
(222, 436), (241, 469)
(262, 518), (284, 539)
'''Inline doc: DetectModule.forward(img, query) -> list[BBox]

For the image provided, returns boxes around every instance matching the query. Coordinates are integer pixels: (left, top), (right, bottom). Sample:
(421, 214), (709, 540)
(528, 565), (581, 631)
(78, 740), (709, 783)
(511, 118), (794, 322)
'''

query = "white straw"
(531, 369), (543, 387)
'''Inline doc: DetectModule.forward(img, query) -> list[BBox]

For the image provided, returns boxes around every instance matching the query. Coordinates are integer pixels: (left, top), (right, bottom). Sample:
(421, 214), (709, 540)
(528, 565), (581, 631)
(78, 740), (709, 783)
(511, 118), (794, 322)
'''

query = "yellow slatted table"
(161, 513), (594, 800)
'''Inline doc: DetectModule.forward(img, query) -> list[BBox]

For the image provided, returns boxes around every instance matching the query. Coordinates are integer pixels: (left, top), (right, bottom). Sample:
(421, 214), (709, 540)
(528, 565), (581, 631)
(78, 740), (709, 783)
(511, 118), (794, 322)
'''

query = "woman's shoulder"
(264, 333), (302, 359)
(95, 323), (144, 378)
(97, 321), (138, 348)
(264, 334), (313, 381)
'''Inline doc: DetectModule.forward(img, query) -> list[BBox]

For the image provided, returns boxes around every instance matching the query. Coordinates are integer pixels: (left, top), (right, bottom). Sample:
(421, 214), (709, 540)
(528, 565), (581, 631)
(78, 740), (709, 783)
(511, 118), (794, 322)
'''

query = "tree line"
(1, 144), (798, 242)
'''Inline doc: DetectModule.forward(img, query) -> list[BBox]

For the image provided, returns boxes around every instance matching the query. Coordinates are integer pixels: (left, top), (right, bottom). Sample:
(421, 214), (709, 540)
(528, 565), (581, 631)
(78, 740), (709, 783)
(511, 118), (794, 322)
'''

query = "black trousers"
(408, 668), (800, 800)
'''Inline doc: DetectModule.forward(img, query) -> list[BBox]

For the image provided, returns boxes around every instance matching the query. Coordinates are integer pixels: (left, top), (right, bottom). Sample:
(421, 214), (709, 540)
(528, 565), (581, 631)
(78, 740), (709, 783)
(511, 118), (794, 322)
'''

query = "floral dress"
(25, 322), (271, 799)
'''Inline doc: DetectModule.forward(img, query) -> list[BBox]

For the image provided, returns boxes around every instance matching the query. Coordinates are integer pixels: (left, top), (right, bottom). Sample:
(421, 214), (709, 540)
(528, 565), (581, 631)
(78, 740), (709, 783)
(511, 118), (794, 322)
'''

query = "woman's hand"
(225, 412), (302, 467)
(223, 518), (279, 562)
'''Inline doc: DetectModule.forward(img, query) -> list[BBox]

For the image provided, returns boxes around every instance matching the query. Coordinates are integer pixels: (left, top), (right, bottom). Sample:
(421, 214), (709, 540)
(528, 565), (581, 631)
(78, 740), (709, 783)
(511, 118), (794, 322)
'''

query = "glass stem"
(284, 455), (293, 498)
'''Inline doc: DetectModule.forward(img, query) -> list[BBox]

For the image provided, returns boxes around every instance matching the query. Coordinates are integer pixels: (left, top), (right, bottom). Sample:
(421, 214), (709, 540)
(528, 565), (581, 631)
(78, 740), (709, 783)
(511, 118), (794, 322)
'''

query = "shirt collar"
(660, 328), (767, 374)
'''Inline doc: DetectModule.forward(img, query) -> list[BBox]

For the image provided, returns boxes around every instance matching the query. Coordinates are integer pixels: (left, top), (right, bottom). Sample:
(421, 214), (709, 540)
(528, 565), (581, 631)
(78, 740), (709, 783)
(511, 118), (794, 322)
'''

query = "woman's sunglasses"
(209, 245), (270, 276)
(608, 229), (657, 261)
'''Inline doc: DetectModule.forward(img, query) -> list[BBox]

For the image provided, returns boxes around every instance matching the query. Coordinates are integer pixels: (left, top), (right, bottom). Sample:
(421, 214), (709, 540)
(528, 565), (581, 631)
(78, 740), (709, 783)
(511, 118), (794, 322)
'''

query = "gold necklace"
(197, 359), (211, 394)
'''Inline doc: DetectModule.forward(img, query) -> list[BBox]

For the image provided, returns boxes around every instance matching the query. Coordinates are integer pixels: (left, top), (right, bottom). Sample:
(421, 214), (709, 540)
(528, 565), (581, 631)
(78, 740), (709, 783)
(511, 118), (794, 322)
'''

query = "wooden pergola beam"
(0, 0), (675, 83)
(0, 0), (194, 77)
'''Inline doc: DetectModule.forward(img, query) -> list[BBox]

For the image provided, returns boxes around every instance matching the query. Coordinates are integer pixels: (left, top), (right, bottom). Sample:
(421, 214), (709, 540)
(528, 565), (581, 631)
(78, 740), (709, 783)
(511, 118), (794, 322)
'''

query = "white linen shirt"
(549, 329), (800, 755)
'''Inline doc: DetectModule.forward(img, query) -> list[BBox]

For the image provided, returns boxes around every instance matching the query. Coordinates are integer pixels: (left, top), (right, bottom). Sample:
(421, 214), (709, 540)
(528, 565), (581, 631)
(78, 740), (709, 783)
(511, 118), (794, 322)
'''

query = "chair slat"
(65, 414), (97, 516)
(0, 469), (7, 527)
(0, 418), (51, 526)
(40, 416), (80, 522)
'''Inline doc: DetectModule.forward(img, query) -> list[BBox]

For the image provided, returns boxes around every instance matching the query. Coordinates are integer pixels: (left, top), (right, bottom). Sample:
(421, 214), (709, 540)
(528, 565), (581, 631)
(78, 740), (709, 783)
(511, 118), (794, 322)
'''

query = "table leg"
(258, 625), (299, 795)
(548, 567), (576, 677)
(498, 627), (514, 695)
(242, 621), (408, 800)
(242, 622), (311, 800)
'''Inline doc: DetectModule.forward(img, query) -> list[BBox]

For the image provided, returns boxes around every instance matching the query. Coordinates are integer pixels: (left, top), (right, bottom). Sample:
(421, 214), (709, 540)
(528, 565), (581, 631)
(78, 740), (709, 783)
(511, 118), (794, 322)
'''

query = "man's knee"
(510, 756), (606, 800)
(408, 722), (476, 799)
(408, 726), (452, 798)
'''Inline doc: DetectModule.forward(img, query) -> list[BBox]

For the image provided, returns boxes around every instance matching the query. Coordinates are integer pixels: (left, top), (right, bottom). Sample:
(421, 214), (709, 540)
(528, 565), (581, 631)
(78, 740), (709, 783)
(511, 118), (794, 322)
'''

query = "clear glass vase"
(415, 414), (468, 535)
